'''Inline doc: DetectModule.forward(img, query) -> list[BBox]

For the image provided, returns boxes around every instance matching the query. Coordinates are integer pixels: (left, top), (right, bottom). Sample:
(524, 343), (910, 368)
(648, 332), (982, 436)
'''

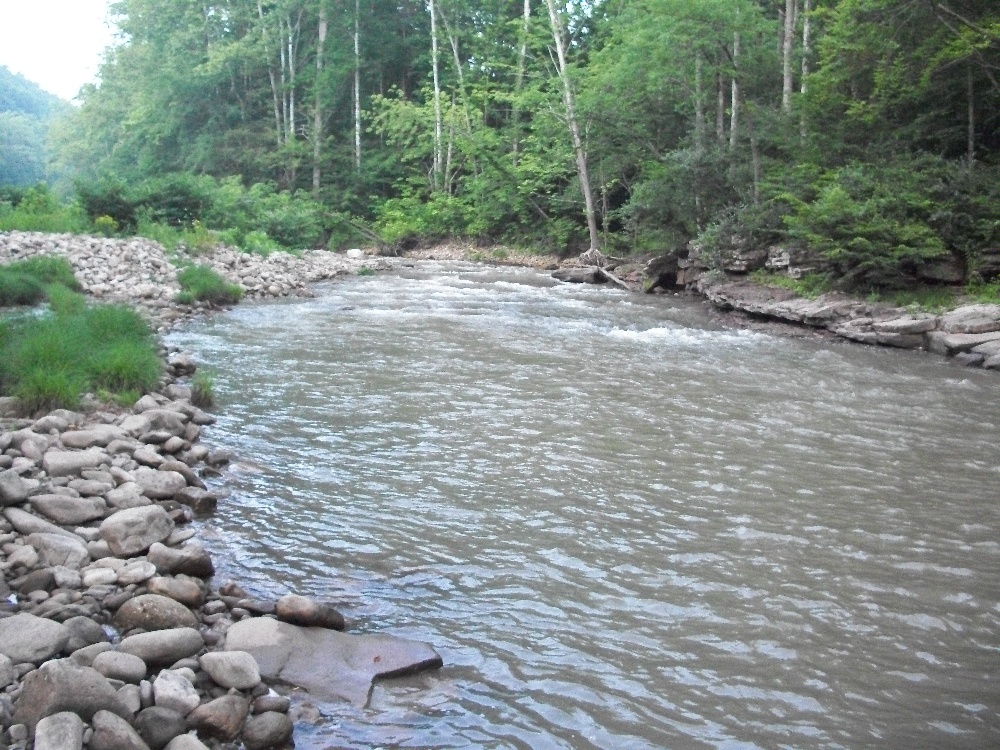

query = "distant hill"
(0, 66), (70, 186)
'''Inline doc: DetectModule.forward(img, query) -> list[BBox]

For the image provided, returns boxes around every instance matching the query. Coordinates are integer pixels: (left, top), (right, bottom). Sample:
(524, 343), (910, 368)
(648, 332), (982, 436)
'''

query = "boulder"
(164, 735), (211, 750)
(61, 426), (124, 449)
(199, 651), (261, 690)
(117, 628), (204, 667)
(152, 670), (200, 716)
(92, 651), (147, 683)
(147, 576), (204, 607)
(225, 617), (443, 707)
(114, 594), (199, 631)
(275, 593), (345, 630)
(12, 658), (132, 731)
(133, 467), (187, 499)
(26, 532), (91, 568)
(68, 478), (115, 496)
(100, 505), (174, 557)
(242, 712), (294, 750)
(0, 468), (30, 506)
(552, 266), (601, 284)
(186, 694), (249, 741)
(106, 482), (152, 510)
(90, 708), (152, 750)
(142, 409), (188, 436)
(147, 542), (214, 578)
(30, 494), (106, 525)
(937, 304), (1000, 334)
(42, 449), (109, 478)
(5, 507), (80, 538)
(159, 461), (204, 490)
(173, 487), (217, 514)
(33, 711), (85, 750)
(135, 707), (187, 750)
(0, 613), (69, 663)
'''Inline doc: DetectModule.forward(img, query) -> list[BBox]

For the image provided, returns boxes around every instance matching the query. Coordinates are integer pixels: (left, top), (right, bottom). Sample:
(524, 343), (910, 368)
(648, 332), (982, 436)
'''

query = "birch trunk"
(729, 30), (740, 153)
(968, 65), (976, 166)
(512, 0), (530, 166)
(257, 0), (283, 149)
(782, 0), (796, 112)
(354, 0), (362, 171)
(313, 4), (327, 193)
(429, 0), (444, 191)
(695, 52), (705, 153)
(716, 71), (726, 145)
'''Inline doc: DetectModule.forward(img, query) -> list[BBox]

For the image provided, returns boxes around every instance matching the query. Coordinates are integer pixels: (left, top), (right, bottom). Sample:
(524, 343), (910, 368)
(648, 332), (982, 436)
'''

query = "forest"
(4, 0), (1000, 293)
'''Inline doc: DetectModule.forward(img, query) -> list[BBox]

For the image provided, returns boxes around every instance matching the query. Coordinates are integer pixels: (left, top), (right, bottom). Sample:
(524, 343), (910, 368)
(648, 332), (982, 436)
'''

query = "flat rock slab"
(30, 494), (106, 525)
(42, 449), (109, 478)
(224, 617), (442, 707)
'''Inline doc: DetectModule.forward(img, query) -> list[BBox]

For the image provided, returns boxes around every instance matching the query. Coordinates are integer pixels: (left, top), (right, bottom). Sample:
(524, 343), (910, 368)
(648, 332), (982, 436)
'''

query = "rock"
(118, 683), (143, 714)
(63, 616), (109, 652)
(133, 468), (187, 499)
(120, 414), (153, 438)
(985, 353), (1000, 369)
(552, 266), (601, 284)
(164, 733), (210, 750)
(90, 708), (152, 750)
(135, 707), (187, 750)
(199, 651), (261, 690)
(147, 542), (214, 578)
(172, 487), (216, 514)
(61, 426), (124, 449)
(0, 468), (30, 506)
(53, 565), (83, 589)
(158, 461), (204, 490)
(926, 330), (1000, 355)
(118, 561), (158, 585)
(0, 613), (70, 663)
(42, 449), (109, 478)
(6, 543), (39, 569)
(952, 352), (985, 367)
(152, 670), (200, 716)
(71, 642), (114, 667)
(225, 617), (443, 707)
(25, 532), (90, 568)
(4, 506), (80, 539)
(937, 304), (1000, 333)
(186, 694), (249, 740)
(100, 506), (174, 557)
(251, 694), (290, 714)
(106, 483), (152, 510)
(275, 593), (345, 630)
(32, 414), (70, 433)
(0, 653), (16, 689)
(68, 478), (115, 496)
(871, 316), (937, 335)
(141, 410), (187, 436)
(12, 658), (132, 731)
(33, 711), (85, 750)
(83, 568), (120, 587)
(875, 332), (925, 349)
(17, 568), (54, 594)
(30, 494), (106, 525)
(117, 628), (204, 667)
(147, 576), (204, 607)
(93, 651), (147, 683)
(242, 711), (294, 750)
(114, 594), (199, 631)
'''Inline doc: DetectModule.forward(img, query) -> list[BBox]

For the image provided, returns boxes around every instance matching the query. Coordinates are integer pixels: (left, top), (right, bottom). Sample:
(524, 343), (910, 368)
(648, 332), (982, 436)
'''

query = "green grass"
(0, 205), (89, 234)
(0, 271), (46, 306)
(0, 297), (161, 413)
(872, 286), (957, 312)
(356, 266), (376, 277)
(175, 264), (243, 306)
(965, 280), (1000, 304)
(749, 270), (833, 299)
(191, 369), (215, 409)
(0, 256), (82, 307)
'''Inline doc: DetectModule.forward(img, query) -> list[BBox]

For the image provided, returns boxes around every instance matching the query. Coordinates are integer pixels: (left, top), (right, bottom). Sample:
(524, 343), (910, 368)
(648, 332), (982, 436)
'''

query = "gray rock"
(251, 694), (290, 714)
(0, 468), (30, 506)
(871, 316), (937, 335)
(83, 567), (120, 587)
(12, 658), (132, 731)
(133, 449), (165, 468)
(158, 461), (204, 490)
(199, 651), (261, 690)
(275, 593), (344, 630)
(135, 706), (187, 750)
(53, 565), (83, 588)
(33, 711), (84, 750)
(186, 694), (248, 741)
(61, 426), (124, 449)
(952, 352), (985, 367)
(117, 561), (157, 585)
(133, 396), (161, 414)
(4, 507), (80, 539)
(937, 303), (1000, 333)
(119, 415), (152, 438)
(32, 415), (70, 433)
(0, 653), (16, 689)
(152, 670), (200, 716)
(146, 576), (204, 607)
(30, 494), (106, 525)
(106, 483), (152, 510)
(114, 594), (199, 631)
(90, 708), (152, 750)
(926, 329), (1000, 355)
(117, 628), (204, 667)
(141, 410), (187, 437)
(133, 468), (187, 500)
(26, 532), (91, 568)
(62, 615), (109, 652)
(163, 735), (211, 750)
(172, 487), (216, 514)
(242, 711), (294, 750)
(985, 353), (1000, 369)
(42, 449), (109, 478)
(0, 614), (70, 663)
(100, 506), (174, 557)
(118, 682), (143, 714)
(93, 651), (147, 683)
(68, 478), (115, 497)
(147, 542), (214, 578)
(225, 617), (443, 707)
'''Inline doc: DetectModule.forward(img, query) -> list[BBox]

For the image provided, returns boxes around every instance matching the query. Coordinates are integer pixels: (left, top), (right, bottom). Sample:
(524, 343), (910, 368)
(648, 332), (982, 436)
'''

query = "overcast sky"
(0, 0), (116, 101)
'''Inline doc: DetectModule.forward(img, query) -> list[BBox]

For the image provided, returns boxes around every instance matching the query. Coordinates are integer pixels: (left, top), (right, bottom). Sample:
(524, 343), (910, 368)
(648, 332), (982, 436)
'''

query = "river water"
(166, 262), (1000, 749)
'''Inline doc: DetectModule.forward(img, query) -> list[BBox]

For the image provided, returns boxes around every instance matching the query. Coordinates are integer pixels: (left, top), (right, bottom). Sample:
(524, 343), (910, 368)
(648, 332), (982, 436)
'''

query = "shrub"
(0, 184), (88, 234)
(0, 256), (81, 307)
(93, 215), (119, 237)
(175, 265), (243, 305)
(15, 255), (81, 291)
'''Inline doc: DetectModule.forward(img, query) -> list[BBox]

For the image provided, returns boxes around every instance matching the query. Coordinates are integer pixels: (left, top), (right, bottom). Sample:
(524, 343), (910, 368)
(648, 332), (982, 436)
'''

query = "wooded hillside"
(0, 66), (67, 186)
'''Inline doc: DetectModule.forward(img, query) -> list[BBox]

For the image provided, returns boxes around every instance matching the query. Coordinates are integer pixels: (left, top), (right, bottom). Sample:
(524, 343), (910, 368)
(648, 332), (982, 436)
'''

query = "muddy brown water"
(167, 262), (1000, 749)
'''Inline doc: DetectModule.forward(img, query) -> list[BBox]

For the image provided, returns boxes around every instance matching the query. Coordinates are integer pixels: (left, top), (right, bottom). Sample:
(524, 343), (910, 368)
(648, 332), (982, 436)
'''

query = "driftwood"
(552, 265), (632, 290)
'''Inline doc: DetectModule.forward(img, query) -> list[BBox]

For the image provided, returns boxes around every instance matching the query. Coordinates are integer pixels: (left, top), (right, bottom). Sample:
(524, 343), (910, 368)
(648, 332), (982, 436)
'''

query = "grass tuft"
(175, 265), (244, 305)
(190, 369), (215, 409)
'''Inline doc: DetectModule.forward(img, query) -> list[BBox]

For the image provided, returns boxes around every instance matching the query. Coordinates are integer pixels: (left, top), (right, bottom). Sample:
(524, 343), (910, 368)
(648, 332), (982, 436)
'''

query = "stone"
(147, 542), (214, 578)
(71, 641), (114, 667)
(552, 266), (601, 284)
(152, 670), (200, 716)
(120, 415), (153, 438)
(161, 437), (186, 454)
(42, 449), (109, 478)
(199, 651), (261, 690)
(0, 614), (70, 663)
(6, 543), (39, 568)
(12, 658), (132, 731)
(118, 683), (143, 715)
(141, 410), (187, 437)
(133, 468), (187, 499)
(186, 694), (249, 741)
(985, 353), (1000, 370)
(83, 568), (120, 587)
(275, 593), (345, 630)
(114, 594), (199, 631)
(225, 617), (443, 707)
(17, 568), (54, 594)
(0, 468), (30, 506)
(242, 711), (294, 750)
(30, 495), (106, 525)
(952, 352), (985, 367)
(147, 576), (204, 607)
(158, 462), (204, 490)
(874, 332), (925, 349)
(0, 653), (16, 689)
(53, 565), (83, 588)
(925, 329), (1000, 355)
(33, 711), (85, 750)
(117, 561), (158, 585)
(93, 651), (147, 683)
(971, 340), (1000, 357)
(117, 628), (204, 667)
(68, 478), (115, 497)
(164, 735), (211, 750)
(100, 506), (174, 557)
(251, 694), (290, 715)
(4, 507), (80, 539)
(106, 483), (152, 510)
(90, 709), (152, 750)
(32, 415), (70, 433)
(133, 449), (165, 468)
(937, 304), (1000, 333)
(25, 532), (90, 568)
(135, 707), (187, 750)
(871, 316), (937, 335)
(61, 426), (124, 449)
(63, 616), (109, 652)
(172, 487), (216, 514)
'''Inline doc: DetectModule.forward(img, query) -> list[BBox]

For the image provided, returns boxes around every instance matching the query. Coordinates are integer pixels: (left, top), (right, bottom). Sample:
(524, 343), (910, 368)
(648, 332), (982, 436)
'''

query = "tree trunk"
(716, 70), (726, 145)
(695, 52), (705, 153)
(729, 30), (740, 153)
(354, 0), (362, 172)
(782, 0), (796, 112)
(429, 0), (444, 191)
(800, 0), (811, 138)
(257, 0), (283, 149)
(313, 4), (327, 194)
(968, 65), (976, 167)
(544, 0), (600, 252)
(512, 0), (531, 166)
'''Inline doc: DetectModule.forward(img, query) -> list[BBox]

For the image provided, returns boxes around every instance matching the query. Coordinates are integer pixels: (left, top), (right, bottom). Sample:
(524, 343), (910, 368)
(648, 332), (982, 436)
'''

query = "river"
(166, 261), (1000, 749)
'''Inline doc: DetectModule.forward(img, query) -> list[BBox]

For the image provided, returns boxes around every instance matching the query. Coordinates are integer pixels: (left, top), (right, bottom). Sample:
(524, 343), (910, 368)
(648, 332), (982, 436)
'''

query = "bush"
(0, 184), (88, 234)
(175, 265), (243, 305)
(15, 256), (81, 290)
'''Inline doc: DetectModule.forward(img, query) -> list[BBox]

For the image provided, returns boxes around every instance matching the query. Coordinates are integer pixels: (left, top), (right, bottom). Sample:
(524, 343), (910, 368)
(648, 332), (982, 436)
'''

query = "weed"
(750, 270), (832, 299)
(191, 370), (215, 409)
(175, 265), (243, 306)
(965, 280), (1000, 304)
(356, 267), (376, 277)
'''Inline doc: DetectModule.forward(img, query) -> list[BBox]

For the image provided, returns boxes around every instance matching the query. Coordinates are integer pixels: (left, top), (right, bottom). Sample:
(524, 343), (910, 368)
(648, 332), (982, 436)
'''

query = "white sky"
(0, 0), (117, 101)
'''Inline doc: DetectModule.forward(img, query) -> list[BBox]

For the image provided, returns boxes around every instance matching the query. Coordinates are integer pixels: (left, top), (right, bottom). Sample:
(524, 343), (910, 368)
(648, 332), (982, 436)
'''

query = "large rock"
(937, 304), (1000, 334)
(30, 494), (106, 525)
(12, 658), (132, 731)
(61, 426), (125, 449)
(172, 487), (216, 514)
(152, 670), (200, 716)
(92, 651), (147, 683)
(63, 615), (110, 652)
(242, 712), (294, 750)
(0, 653), (16, 689)
(275, 593), (344, 630)
(26, 532), (90, 568)
(100, 506), (174, 557)
(0, 468), (30, 505)
(135, 707), (187, 750)
(90, 709), (152, 750)
(225, 617), (443, 707)
(117, 628), (204, 667)
(106, 482), (152, 510)
(114, 594), (199, 631)
(133, 467), (187, 500)
(42, 449), (109, 478)
(0, 613), (70, 663)
(33, 711), (85, 750)
(141, 409), (188, 436)
(147, 542), (214, 578)
(120, 414), (152, 438)
(199, 651), (260, 690)
(147, 576), (204, 607)
(4, 507), (80, 539)
(186, 694), (249, 741)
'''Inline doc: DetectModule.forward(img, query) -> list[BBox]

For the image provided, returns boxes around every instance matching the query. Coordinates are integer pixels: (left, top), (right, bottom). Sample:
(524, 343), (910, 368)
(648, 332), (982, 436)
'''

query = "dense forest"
(0, 66), (68, 186)
(11, 1), (1000, 291)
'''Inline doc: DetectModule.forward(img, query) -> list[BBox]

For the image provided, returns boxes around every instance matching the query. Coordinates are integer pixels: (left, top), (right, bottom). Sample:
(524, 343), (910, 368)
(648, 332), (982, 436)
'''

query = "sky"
(0, 0), (117, 101)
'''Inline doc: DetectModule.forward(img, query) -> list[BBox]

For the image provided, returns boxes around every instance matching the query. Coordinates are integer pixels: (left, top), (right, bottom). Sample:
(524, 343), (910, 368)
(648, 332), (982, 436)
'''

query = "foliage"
(175, 265), (243, 305)
(0, 183), (88, 233)
(356, 266), (376, 277)
(0, 255), (81, 307)
(190, 369), (215, 409)
(0, 65), (68, 187)
(750, 270), (833, 299)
